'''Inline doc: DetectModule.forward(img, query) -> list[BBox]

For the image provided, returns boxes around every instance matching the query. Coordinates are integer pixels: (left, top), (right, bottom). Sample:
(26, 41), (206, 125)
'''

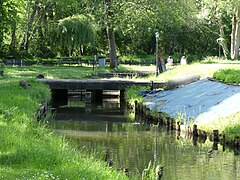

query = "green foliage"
(223, 113), (240, 138)
(52, 14), (97, 56)
(125, 86), (149, 106)
(213, 69), (240, 84)
(0, 0), (23, 57)
(0, 0), (233, 58)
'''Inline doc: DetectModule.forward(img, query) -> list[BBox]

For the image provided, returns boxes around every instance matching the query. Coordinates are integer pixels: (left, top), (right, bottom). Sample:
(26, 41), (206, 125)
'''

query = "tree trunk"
(0, 1), (4, 53)
(231, 9), (240, 60)
(158, 52), (166, 73)
(21, 0), (40, 53)
(106, 26), (117, 68)
(37, 11), (44, 46)
(219, 20), (230, 59)
(9, 24), (17, 55)
(231, 15), (237, 59)
(105, 0), (117, 69)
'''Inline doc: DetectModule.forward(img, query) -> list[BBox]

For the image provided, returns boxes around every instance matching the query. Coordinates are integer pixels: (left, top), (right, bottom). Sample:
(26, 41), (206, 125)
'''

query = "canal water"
(50, 93), (240, 179)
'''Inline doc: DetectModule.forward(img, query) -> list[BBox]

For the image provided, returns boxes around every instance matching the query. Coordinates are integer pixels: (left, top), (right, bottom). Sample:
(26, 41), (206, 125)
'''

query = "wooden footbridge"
(38, 79), (165, 91)
(39, 78), (165, 103)
(38, 74), (200, 106)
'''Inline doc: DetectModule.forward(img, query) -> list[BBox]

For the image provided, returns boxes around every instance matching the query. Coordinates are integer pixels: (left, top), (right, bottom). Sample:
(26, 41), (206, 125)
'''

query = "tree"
(0, 0), (234, 60)
(0, 0), (4, 54)
(0, 0), (23, 57)
(105, 0), (117, 69)
(199, 0), (240, 59)
(19, 0), (83, 57)
(51, 14), (97, 56)
(230, 1), (240, 59)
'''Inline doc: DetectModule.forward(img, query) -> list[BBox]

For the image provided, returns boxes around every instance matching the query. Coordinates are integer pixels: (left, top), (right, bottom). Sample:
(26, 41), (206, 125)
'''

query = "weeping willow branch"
(51, 14), (97, 55)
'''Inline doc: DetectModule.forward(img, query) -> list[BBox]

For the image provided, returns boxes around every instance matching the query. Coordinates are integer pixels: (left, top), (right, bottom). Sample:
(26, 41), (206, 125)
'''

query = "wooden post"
(222, 134), (226, 152)
(192, 135), (198, 146)
(120, 90), (125, 105)
(212, 141), (218, 150)
(134, 100), (138, 113)
(166, 118), (170, 129)
(193, 124), (198, 136)
(198, 130), (207, 143)
(177, 121), (181, 131)
(170, 118), (174, 130)
(157, 113), (163, 126)
(213, 130), (219, 142)
(150, 81), (154, 91)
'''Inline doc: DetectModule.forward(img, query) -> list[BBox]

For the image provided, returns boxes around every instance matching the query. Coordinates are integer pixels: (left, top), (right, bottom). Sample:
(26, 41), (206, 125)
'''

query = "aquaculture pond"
(50, 93), (240, 179)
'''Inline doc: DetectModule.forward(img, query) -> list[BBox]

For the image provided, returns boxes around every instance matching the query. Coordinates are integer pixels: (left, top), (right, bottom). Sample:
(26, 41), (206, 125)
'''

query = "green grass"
(213, 69), (240, 84)
(119, 54), (155, 63)
(117, 57), (240, 82)
(149, 59), (240, 82)
(0, 70), (129, 179)
(3, 56), (240, 81)
(0, 65), (113, 79)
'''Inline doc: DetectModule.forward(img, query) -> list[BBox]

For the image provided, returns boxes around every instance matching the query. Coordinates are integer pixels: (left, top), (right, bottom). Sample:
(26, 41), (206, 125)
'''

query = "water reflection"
(50, 95), (240, 179)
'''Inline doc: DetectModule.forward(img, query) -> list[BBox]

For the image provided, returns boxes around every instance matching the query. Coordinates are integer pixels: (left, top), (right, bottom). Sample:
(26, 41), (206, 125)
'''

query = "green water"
(51, 96), (240, 179)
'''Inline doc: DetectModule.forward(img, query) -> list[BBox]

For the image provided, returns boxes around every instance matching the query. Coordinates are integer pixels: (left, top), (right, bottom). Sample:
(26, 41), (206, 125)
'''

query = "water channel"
(50, 91), (240, 179)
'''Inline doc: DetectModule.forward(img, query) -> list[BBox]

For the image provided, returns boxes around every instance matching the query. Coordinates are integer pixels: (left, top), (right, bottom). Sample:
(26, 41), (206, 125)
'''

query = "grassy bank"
(0, 73), (128, 179)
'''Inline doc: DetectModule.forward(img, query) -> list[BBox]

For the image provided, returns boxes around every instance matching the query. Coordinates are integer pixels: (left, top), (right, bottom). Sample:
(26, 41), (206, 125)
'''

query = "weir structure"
(39, 79), (165, 104)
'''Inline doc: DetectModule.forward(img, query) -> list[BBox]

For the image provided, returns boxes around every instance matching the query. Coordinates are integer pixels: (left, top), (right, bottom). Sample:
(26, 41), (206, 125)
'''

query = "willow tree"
(52, 14), (97, 56)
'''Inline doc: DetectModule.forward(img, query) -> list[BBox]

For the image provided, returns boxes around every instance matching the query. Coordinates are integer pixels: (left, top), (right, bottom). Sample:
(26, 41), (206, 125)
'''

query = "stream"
(50, 93), (240, 179)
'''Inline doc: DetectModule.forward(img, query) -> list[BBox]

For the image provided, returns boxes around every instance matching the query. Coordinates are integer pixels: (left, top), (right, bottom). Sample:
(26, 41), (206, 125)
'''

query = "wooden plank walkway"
(39, 79), (165, 90)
